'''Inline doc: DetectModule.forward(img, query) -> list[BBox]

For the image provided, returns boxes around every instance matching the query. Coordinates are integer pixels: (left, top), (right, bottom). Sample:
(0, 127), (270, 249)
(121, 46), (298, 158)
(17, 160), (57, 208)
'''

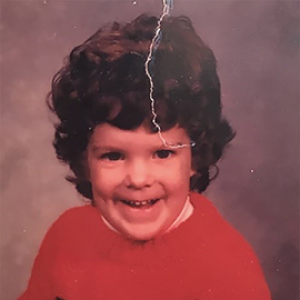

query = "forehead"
(89, 123), (190, 148)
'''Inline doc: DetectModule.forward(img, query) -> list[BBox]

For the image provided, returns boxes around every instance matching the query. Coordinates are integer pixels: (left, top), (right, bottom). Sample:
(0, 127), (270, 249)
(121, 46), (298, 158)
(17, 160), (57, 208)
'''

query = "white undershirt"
(101, 196), (194, 235)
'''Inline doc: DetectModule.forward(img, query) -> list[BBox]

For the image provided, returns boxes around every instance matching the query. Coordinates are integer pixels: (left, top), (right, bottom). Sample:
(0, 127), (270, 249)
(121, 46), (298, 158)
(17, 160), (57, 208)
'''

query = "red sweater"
(18, 192), (271, 300)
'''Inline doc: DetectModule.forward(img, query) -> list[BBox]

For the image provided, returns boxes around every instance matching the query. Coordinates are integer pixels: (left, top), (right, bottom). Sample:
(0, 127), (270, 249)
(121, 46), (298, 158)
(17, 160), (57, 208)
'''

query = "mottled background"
(0, 1), (299, 299)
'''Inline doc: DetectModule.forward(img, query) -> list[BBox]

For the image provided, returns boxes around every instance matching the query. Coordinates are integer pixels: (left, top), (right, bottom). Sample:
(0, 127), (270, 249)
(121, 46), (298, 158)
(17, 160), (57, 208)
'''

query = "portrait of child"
(16, 11), (272, 300)
(1, 1), (298, 300)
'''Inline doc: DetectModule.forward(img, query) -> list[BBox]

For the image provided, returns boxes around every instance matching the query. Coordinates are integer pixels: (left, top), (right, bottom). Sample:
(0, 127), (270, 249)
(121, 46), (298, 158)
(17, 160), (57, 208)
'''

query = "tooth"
(122, 199), (159, 207)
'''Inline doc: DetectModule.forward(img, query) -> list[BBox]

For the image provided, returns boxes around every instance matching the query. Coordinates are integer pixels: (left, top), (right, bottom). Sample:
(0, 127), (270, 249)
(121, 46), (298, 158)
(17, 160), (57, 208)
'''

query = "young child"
(18, 14), (271, 300)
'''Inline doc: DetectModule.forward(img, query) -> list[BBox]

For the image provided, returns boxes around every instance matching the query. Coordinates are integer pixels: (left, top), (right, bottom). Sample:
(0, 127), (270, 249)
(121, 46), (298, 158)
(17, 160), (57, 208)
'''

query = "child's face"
(87, 122), (195, 241)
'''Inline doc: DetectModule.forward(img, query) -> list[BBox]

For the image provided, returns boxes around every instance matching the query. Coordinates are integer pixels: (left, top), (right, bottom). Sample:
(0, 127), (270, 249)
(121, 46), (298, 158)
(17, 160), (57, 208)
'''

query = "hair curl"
(48, 14), (235, 200)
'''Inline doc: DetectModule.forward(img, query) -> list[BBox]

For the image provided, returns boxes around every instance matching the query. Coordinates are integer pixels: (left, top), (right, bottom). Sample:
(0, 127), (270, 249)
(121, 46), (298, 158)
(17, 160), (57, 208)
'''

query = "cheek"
(159, 159), (192, 187)
(89, 164), (122, 194)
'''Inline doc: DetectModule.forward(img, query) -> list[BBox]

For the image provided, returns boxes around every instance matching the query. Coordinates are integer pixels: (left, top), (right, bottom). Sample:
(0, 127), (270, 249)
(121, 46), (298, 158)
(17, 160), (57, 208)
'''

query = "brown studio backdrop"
(0, 1), (299, 300)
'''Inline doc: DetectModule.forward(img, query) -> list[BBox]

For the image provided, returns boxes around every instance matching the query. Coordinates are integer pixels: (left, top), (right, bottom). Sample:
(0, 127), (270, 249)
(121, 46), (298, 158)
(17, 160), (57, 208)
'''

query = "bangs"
(98, 92), (179, 132)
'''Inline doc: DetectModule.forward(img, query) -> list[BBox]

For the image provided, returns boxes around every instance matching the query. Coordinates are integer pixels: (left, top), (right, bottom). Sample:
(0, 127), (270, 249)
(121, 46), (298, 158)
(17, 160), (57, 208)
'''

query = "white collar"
(165, 195), (194, 233)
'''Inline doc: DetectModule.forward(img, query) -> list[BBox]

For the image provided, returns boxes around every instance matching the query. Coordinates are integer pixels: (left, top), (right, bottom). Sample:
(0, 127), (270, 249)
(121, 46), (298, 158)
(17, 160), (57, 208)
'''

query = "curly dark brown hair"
(48, 14), (235, 200)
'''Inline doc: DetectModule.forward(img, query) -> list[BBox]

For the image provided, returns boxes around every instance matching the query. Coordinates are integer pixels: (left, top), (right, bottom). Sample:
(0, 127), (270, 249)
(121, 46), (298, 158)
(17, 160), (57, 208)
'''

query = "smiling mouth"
(120, 199), (160, 208)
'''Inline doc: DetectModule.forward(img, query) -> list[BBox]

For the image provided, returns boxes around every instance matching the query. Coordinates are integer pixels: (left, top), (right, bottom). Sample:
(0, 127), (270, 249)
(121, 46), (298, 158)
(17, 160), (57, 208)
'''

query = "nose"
(124, 159), (154, 189)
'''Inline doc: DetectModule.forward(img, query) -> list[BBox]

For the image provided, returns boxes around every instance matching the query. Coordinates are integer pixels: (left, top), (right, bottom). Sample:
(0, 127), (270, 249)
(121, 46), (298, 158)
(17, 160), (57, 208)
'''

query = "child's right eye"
(154, 149), (175, 159)
(100, 152), (123, 161)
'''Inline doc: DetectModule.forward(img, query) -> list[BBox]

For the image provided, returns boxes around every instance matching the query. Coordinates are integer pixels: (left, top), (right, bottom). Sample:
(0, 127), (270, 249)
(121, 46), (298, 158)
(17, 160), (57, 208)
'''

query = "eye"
(155, 149), (174, 159)
(100, 152), (123, 161)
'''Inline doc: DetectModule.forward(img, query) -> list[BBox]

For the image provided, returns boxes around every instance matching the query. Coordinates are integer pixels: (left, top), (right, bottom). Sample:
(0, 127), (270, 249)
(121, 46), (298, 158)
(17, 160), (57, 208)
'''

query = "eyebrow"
(89, 145), (123, 153)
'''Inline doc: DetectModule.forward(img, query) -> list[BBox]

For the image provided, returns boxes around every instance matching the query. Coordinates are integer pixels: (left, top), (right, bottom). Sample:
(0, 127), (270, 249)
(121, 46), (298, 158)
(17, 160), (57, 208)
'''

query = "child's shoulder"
(190, 191), (238, 229)
(190, 192), (260, 260)
(56, 204), (98, 222)
(189, 191), (226, 226)
(51, 204), (100, 230)
(40, 205), (103, 251)
(187, 193), (270, 297)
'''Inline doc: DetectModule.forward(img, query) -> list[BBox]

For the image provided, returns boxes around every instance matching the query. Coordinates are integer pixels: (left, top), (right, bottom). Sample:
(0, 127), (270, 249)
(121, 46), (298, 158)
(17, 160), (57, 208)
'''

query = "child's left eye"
(100, 151), (123, 161)
(155, 149), (174, 159)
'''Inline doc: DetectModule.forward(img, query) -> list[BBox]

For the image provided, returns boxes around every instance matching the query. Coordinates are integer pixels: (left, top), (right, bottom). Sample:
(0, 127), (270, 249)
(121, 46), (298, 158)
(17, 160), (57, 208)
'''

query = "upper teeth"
(122, 199), (158, 206)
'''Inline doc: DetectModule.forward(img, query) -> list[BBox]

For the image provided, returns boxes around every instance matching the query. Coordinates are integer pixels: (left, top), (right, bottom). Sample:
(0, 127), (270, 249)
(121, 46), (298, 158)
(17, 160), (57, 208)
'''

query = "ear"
(190, 168), (196, 177)
(190, 158), (196, 177)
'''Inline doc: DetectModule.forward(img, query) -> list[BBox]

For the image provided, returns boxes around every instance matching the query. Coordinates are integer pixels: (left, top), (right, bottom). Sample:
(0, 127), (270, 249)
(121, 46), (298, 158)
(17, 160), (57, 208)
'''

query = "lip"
(119, 198), (160, 208)
(118, 194), (163, 199)
(119, 198), (160, 203)
(113, 194), (166, 202)
(118, 198), (163, 221)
